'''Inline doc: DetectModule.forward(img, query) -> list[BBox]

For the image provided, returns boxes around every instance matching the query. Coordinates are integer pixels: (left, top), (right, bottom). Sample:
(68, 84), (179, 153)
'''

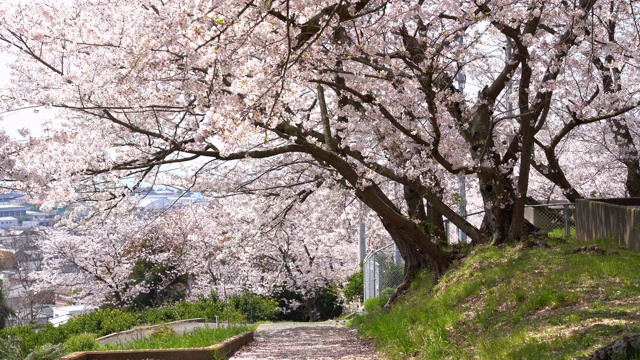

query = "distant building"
(0, 217), (18, 228)
(0, 205), (27, 219)
(21, 221), (40, 228)
(135, 197), (174, 210)
(49, 305), (95, 327)
(132, 189), (208, 211)
(0, 191), (26, 205)
(26, 211), (58, 226)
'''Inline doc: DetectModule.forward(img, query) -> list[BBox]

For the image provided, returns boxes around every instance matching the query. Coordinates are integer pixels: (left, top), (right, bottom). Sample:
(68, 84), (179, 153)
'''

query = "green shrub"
(274, 286), (343, 322)
(62, 308), (138, 337)
(148, 325), (177, 341)
(0, 324), (38, 355)
(364, 295), (389, 313)
(34, 323), (66, 346)
(25, 343), (65, 360)
(137, 295), (240, 324)
(0, 336), (24, 360)
(313, 286), (344, 320)
(380, 287), (395, 297)
(99, 309), (138, 334)
(343, 268), (364, 302)
(0, 293), (246, 355)
(139, 305), (176, 324)
(228, 292), (279, 322)
(63, 333), (99, 353)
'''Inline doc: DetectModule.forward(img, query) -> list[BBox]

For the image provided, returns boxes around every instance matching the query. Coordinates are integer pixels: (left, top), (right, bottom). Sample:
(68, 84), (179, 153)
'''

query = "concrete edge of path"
(59, 330), (255, 360)
(96, 318), (206, 345)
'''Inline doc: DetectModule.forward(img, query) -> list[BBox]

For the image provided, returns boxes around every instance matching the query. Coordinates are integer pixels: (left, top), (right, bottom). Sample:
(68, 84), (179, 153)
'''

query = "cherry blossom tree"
(35, 207), (206, 307)
(35, 186), (379, 306)
(2, 0), (640, 291)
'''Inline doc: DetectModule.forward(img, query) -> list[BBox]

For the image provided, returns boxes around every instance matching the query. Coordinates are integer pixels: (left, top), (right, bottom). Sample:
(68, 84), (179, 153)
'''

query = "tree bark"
(609, 119), (640, 197)
(404, 184), (446, 246)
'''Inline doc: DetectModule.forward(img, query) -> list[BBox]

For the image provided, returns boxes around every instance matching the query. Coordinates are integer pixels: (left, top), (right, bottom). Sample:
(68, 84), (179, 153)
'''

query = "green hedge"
(0, 288), (339, 356)
(0, 295), (245, 355)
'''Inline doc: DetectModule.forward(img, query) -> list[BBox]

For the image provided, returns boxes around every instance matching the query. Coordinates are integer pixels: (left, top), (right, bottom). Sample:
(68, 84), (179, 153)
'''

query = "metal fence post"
(564, 204), (571, 239)
(373, 252), (378, 298)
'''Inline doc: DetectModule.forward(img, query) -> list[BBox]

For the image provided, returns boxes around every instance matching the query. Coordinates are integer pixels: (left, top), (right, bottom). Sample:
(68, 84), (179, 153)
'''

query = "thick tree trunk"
(477, 173), (516, 245)
(609, 119), (640, 197)
(626, 167), (640, 198)
(404, 185), (446, 246)
(427, 202), (447, 247)
(380, 219), (443, 308)
(508, 121), (536, 242)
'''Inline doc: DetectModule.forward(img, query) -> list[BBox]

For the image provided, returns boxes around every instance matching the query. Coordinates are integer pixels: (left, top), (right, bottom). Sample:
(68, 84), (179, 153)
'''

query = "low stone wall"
(576, 198), (640, 250)
(59, 330), (254, 360)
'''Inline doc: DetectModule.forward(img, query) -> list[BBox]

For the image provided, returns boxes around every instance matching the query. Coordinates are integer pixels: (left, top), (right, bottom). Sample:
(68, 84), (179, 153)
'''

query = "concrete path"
(229, 321), (380, 360)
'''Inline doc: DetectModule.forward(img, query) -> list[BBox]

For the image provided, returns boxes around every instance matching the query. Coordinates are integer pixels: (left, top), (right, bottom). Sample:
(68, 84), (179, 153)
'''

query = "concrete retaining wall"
(96, 318), (221, 346)
(576, 198), (640, 250)
(59, 330), (254, 360)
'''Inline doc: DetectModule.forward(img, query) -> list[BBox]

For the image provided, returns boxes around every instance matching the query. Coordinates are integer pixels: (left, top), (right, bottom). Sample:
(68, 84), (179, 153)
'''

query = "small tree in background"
(343, 267), (364, 303)
(0, 284), (15, 329)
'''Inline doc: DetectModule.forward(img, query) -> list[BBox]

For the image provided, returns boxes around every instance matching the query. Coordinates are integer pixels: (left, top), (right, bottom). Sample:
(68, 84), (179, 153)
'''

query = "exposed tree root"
(586, 333), (640, 360)
(571, 245), (619, 255)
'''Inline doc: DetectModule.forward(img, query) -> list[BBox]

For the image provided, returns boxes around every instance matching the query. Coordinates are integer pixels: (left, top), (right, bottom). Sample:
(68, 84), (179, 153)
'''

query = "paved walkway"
(229, 321), (380, 360)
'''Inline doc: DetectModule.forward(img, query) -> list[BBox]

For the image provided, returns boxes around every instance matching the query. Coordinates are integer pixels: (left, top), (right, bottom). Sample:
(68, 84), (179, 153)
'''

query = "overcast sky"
(0, 55), (55, 139)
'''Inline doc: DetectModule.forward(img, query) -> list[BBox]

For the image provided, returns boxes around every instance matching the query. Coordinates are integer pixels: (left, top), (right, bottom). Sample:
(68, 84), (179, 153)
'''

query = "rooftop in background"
(0, 205), (28, 210)
(0, 191), (25, 202)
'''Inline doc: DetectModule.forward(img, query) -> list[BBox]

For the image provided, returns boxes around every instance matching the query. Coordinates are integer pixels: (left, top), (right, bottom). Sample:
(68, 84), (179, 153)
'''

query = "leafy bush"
(34, 323), (67, 347)
(99, 309), (139, 335)
(62, 308), (138, 337)
(364, 295), (389, 313)
(25, 343), (65, 360)
(380, 287), (395, 297)
(274, 286), (343, 322)
(228, 293), (280, 322)
(314, 286), (344, 320)
(343, 267), (364, 302)
(0, 294), (246, 355)
(0, 336), (24, 360)
(0, 324), (38, 355)
(138, 295), (242, 324)
(63, 333), (99, 353)
(148, 325), (177, 341)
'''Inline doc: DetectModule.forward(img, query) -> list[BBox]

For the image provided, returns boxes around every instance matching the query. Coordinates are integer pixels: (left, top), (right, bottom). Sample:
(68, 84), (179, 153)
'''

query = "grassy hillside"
(351, 237), (640, 359)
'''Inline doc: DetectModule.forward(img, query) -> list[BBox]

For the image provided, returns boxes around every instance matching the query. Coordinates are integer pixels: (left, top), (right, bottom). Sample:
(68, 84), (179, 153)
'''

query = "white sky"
(0, 55), (56, 139)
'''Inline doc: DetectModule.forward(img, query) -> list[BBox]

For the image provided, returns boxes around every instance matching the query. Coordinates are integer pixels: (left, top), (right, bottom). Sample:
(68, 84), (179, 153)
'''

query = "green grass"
(100, 325), (253, 351)
(351, 238), (640, 359)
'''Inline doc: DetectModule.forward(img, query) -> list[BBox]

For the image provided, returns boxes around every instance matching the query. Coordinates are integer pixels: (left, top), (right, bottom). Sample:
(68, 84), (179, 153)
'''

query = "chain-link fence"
(445, 203), (575, 244)
(363, 243), (404, 301)
(524, 203), (575, 238)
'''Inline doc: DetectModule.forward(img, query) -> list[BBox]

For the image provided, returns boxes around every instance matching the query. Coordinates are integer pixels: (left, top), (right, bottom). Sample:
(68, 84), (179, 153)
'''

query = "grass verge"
(351, 237), (640, 359)
(100, 325), (253, 351)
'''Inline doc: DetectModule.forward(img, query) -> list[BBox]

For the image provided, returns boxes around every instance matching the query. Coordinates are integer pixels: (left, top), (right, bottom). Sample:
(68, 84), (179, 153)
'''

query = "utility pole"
(358, 201), (366, 263)
(457, 34), (468, 244)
